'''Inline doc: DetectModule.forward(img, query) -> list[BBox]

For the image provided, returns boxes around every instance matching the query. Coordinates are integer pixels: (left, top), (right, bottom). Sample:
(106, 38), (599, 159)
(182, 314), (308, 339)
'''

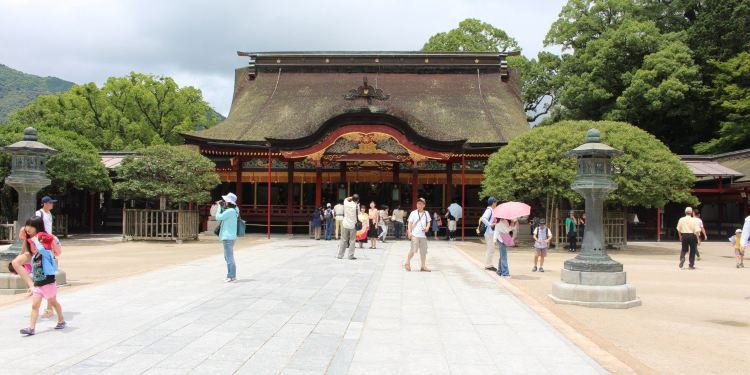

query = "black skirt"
(368, 220), (378, 238)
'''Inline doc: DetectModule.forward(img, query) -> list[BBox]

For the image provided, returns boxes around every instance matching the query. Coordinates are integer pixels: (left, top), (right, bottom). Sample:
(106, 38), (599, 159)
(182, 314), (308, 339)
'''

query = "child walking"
(532, 219), (552, 272)
(13, 216), (66, 335)
(730, 229), (744, 268)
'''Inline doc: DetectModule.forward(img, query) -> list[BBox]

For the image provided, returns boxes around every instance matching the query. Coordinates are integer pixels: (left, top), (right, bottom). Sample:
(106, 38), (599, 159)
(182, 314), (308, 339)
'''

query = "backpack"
(324, 209), (333, 220)
(476, 207), (492, 236)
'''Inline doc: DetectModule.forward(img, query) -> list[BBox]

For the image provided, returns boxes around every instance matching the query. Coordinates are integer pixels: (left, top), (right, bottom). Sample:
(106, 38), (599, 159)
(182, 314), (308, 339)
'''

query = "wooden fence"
(122, 209), (199, 241)
(554, 209), (627, 249)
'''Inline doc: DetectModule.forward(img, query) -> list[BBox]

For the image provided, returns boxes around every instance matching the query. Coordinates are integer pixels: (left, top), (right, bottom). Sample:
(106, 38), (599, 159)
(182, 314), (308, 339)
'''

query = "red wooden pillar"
(287, 161), (294, 234)
(315, 164), (323, 207)
(235, 158), (243, 205)
(461, 154), (465, 241)
(267, 149), (271, 239)
(411, 162), (418, 209)
(446, 161), (453, 205)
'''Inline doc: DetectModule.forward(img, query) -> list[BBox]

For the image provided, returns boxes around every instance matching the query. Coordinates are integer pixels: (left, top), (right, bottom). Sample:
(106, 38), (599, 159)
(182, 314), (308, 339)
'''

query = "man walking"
(405, 198), (431, 272)
(37, 196), (56, 234)
(677, 207), (699, 269)
(565, 211), (578, 252)
(337, 195), (360, 260)
(392, 206), (403, 239)
(333, 200), (344, 240)
(482, 197), (498, 271)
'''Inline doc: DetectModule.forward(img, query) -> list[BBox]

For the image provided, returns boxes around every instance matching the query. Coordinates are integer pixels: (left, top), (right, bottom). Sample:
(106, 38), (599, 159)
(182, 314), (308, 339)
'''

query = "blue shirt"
(31, 238), (57, 280)
(215, 207), (239, 241)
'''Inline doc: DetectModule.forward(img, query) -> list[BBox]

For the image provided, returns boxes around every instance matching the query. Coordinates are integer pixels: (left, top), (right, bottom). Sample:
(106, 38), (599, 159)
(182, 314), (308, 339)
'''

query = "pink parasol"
(493, 201), (531, 220)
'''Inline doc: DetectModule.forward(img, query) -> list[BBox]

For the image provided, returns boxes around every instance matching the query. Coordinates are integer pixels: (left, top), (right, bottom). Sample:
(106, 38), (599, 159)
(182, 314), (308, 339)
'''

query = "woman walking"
(368, 201), (380, 249)
(494, 218), (513, 277)
(356, 205), (369, 248)
(216, 192), (239, 282)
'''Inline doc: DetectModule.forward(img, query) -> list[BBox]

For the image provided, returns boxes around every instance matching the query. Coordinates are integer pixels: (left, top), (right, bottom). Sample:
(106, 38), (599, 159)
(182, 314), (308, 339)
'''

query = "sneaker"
(532, 266), (538, 272)
(679, 258), (685, 268)
(539, 267), (545, 273)
(54, 321), (66, 330)
(688, 266), (696, 270)
(336, 256), (343, 259)
(738, 264), (741, 269)
(349, 257), (357, 260)
(19, 327), (35, 336)
(223, 278), (232, 283)
(485, 266), (497, 271)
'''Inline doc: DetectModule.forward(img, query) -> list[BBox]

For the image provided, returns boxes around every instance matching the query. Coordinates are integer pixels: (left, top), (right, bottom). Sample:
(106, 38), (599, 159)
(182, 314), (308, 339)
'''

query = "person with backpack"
(323, 203), (334, 240)
(445, 209), (457, 240)
(216, 192), (239, 282)
(481, 197), (498, 271)
(532, 219), (552, 272)
(311, 206), (323, 240)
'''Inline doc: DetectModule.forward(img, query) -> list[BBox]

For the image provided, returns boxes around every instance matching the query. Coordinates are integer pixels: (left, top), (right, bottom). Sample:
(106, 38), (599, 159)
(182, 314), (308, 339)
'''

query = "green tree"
(512, 52), (564, 122)
(113, 145), (220, 204)
(421, 18), (519, 52)
(4, 72), (219, 150)
(695, 52), (750, 153)
(481, 120), (697, 212)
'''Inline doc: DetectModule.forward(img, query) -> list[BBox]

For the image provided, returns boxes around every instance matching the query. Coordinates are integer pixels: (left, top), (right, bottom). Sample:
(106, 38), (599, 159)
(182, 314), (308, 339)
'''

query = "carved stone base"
(549, 269), (641, 309)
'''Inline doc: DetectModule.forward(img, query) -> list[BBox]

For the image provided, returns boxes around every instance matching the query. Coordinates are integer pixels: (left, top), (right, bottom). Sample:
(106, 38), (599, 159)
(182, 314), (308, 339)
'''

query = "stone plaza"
(0, 238), (606, 374)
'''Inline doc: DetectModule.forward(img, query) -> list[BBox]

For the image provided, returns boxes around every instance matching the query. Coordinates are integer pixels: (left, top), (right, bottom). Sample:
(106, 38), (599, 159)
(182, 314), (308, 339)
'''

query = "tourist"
(323, 203), (334, 240)
(14, 216), (66, 335)
(392, 205), (404, 239)
(431, 210), (441, 239)
(404, 197), (431, 272)
(35, 196), (59, 318)
(333, 200), (345, 240)
(694, 209), (707, 261)
(215, 192), (239, 282)
(378, 205), (389, 242)
(368, 201), (379, 249)
(565, 211), (578, 252)
(336, 195), (359, 260)
(532, 219), (552, 272)
(445, 208), (457, 241)
(481, 197), (498, 271)
(579, 213), (587, 237)
(311, 206), (323, 240)
(447, 199), (462, 240)
(358, 205), (370, 249)
(494, 218), (513, 277)
(677, 207), (699, 269)
(729, 229), (744, 268)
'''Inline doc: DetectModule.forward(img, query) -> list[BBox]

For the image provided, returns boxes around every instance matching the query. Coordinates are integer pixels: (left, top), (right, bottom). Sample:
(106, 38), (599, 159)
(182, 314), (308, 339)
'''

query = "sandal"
(420, 267), (431, 272)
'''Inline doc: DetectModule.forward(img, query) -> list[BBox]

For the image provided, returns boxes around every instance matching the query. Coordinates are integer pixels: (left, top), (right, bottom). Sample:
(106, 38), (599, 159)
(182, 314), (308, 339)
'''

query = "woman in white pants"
(482, 197), (498, 271)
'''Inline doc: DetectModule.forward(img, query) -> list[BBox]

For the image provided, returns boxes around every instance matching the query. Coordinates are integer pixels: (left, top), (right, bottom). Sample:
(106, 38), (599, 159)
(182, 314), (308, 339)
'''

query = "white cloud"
(0, 0), (566, 115)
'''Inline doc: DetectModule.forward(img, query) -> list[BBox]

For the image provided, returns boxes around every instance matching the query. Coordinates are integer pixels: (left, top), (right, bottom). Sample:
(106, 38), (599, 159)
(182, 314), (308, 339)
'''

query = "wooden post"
(267, 148), (271, 239)
(411, 162), (419, 210)
(235, 158), (243, 205)
(461, 155), (465, 241)
(89, 192), (96, 234)
(657, 207), (661, 242)
(253, 182), (258, 207)
(287, 161), (294, 235)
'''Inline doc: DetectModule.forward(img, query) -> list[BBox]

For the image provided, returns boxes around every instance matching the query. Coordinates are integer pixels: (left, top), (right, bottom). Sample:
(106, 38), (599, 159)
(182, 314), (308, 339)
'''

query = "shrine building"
(183, 51), (529, 234)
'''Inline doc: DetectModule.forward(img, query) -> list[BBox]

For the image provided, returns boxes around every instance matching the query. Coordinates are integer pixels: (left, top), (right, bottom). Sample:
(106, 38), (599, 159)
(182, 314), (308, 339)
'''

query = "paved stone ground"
(0, 238), (606, 374)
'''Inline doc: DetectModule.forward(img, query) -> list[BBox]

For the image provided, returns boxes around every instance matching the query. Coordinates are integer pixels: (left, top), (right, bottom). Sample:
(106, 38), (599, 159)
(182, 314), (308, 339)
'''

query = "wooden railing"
(122, 209), (199, 242)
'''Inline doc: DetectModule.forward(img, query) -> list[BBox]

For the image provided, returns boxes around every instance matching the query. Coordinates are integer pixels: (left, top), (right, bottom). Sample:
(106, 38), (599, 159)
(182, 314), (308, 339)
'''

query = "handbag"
(214, 223), (221, 236)
(355, 214), (363, 231)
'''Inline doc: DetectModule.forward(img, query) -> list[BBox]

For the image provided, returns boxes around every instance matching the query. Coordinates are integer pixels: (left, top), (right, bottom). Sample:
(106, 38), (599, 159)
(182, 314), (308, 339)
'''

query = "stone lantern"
(549, 129), (641, 308)
(0, 127), (58, 292)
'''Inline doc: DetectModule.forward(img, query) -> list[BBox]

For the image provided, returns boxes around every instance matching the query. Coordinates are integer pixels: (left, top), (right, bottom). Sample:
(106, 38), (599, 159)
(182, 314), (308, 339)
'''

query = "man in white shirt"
(337, 195), (360, 260)
(333, 201), (345, 240)
(36, 196), (56, 234)
(405, 198), (431, 272)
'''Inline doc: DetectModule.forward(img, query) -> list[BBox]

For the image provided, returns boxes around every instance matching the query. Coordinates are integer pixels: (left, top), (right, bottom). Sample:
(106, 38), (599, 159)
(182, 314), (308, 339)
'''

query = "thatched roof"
(184, 52), (529, 149)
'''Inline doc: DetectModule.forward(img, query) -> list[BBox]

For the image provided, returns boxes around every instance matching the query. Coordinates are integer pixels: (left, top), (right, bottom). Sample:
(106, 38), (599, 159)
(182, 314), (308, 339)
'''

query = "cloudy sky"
(0, 0), (566, 115)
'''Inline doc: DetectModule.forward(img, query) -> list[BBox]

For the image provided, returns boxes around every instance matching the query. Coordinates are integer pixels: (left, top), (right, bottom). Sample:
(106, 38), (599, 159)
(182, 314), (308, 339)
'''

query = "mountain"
(0, 64), (75, 123)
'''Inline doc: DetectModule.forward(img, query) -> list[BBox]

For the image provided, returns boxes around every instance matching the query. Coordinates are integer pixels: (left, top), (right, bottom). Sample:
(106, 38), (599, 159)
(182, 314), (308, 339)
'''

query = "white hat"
(327, 203), (331, 207)
(222, 192), (237, 205)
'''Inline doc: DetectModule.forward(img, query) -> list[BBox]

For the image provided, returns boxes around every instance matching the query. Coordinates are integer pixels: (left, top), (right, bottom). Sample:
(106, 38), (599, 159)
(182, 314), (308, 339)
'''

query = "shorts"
(534, 247), (548, 257)
(448, 221), (457, 231)
(410, 237), (428, 254)
(736, 249), (745, 256)
(32, 283), (57, 300)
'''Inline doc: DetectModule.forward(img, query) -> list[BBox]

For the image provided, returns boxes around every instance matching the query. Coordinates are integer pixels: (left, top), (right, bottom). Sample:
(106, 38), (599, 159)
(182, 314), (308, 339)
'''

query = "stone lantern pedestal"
(549, 129), (640, 309)
(0, 128), (65, 294)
